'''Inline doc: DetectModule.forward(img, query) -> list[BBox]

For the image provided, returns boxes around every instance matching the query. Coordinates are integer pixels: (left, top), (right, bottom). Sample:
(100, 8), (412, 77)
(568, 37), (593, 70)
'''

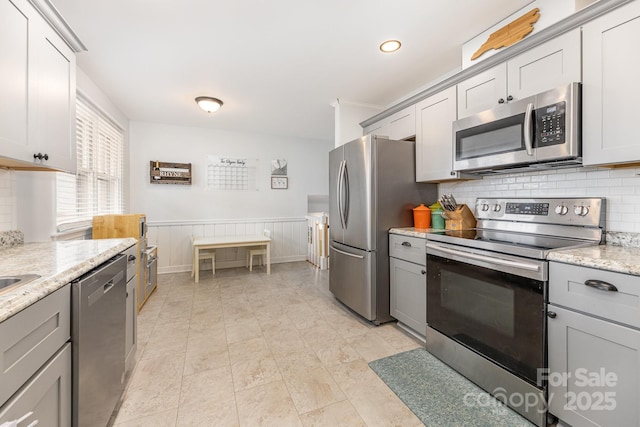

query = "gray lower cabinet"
(0, 284), (71, 425)
(125, 271), (137, 374)
(389, 234), (426, 337)
(548, 262), (640, 427)
(0, 343), (71, 426)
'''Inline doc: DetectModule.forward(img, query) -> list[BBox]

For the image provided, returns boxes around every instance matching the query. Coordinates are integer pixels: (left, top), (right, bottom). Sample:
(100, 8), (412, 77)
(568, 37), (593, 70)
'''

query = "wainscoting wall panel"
(147, 217), (309, 274)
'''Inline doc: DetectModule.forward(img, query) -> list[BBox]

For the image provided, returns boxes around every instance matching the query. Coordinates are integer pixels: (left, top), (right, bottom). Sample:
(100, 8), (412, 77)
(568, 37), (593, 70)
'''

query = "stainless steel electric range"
(425, 197), (606, 426)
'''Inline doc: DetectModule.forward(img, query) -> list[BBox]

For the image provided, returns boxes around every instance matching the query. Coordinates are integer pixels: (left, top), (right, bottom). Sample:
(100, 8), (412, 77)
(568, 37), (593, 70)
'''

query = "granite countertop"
(389, 227), (444, 238)
(0, 238), (137, 323)
(548, 245), (640, 276)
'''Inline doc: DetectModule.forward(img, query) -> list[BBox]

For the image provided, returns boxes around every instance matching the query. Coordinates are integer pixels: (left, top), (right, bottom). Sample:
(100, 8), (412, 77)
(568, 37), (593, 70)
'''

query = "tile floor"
(113, 261), (425, 427)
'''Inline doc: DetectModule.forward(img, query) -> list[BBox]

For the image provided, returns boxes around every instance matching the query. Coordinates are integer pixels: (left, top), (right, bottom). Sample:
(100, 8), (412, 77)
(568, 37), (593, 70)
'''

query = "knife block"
(444, 204), (477, 230)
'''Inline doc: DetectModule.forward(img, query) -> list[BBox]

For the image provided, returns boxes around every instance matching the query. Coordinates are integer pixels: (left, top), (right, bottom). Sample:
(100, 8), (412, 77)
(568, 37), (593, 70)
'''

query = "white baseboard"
(158, 255), (307, 275)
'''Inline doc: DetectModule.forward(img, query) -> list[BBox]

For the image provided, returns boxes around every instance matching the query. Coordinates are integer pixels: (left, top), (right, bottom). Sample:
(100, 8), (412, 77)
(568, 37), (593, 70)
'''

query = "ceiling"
(51, 0), (532, 142)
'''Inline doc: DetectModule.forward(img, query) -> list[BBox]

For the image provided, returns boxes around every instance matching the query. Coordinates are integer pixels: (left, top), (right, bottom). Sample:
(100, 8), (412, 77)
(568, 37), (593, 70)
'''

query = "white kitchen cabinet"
(548, 262), (640, 427)
(389, 234), (426, 338)
(0, 0), (77, 172)
(457, 29), (581, 118)
(415, 86), (461, 182)
(363, 105), (415, 141)
(582, 0), (640, 166)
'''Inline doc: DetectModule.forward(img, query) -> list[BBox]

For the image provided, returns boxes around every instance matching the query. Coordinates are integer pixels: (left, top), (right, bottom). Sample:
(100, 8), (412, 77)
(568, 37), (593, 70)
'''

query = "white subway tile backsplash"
(439, 165), (640, 232)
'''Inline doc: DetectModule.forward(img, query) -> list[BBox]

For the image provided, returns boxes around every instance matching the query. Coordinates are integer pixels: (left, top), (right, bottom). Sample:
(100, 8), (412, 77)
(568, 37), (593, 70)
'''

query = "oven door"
(426, 241), (547, 386)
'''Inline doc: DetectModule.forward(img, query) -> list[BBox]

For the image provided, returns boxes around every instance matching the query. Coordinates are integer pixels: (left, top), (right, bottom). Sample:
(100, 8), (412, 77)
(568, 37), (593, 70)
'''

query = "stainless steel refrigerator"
(329, 135), (436, 324)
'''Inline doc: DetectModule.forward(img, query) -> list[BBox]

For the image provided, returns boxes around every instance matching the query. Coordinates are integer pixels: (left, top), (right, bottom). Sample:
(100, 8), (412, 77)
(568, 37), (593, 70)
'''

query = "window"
(56, 95), (124, 230)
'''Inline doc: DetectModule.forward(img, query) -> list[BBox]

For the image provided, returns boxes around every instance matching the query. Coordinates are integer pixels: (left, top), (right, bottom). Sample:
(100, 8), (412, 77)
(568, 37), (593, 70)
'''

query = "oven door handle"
(426, 242), (541, 272)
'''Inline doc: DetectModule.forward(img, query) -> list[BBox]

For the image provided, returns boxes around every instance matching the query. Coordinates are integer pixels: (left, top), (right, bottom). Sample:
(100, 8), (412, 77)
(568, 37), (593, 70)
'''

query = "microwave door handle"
(524, 102), (534, 156)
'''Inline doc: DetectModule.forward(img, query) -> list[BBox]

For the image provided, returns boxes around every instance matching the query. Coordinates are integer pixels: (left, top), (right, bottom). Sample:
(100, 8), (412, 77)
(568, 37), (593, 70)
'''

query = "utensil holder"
(445, 204), (477, 230)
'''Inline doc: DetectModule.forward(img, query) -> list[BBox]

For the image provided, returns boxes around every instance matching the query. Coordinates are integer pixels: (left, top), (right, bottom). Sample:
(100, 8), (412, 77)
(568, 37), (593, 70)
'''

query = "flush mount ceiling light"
(379, 39), (401, 53)
(195, 96), (223, 113)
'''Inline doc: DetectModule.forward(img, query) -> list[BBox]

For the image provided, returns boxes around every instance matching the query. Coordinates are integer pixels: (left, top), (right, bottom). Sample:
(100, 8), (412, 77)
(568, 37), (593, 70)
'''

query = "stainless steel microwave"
(453, 82), (581, 174)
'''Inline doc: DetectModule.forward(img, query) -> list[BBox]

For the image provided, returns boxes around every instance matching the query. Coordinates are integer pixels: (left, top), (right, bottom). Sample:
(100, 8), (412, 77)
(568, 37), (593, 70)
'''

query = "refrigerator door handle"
(330, 245), (364, 259)
(343, 161), (349, 228)
(337, 160), (346, 229)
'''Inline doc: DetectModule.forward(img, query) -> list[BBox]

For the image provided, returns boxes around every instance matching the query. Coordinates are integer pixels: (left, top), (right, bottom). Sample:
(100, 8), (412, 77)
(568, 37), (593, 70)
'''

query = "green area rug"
(369, 348), (535, 427)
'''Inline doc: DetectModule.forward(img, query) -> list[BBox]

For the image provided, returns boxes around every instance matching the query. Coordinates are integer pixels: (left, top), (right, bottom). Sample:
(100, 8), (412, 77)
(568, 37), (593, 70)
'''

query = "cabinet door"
(0, 0), (33, 161)
(125, 276), (137, 373)
(456, 63), (506, 118)
(0, 343), (71, 427)
(582, 1), (640, 166)
(547, 305), (640, 427)
(30, 20), (76, 173)
(363, 121), (388, 137)
(416, 86), (459, 182)
(507, 28), (581, 101)
(387, 106), (415, 140)
(390, 257), (426, 337)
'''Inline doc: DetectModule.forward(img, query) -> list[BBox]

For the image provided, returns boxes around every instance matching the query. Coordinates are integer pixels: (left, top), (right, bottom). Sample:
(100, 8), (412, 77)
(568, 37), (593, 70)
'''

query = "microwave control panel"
(535, 101), (566, 147)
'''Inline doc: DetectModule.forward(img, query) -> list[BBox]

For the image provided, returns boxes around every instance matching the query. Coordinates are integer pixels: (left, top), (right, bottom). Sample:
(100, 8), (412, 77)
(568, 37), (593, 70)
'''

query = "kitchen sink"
(0, 274), (41, 293)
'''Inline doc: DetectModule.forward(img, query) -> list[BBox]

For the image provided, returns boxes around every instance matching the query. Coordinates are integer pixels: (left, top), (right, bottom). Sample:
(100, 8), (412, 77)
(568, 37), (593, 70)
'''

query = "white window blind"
(56, 96), (124, 230)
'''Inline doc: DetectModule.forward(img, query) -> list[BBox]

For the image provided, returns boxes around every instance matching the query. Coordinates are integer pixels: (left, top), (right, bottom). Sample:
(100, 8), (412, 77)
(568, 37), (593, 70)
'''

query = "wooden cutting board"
(471, 8), (541, 61)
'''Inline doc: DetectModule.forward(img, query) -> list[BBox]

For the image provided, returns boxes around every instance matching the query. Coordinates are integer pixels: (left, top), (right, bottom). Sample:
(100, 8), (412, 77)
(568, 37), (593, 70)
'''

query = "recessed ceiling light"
(195, 96), (223, 113)
(379, 39), (401, 53)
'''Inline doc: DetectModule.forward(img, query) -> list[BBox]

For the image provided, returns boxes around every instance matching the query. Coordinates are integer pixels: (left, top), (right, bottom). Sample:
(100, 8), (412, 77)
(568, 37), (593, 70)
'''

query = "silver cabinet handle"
(584, 279), (618, 292)
(524, 102), (534, 156)
(330, 246), (364, 259)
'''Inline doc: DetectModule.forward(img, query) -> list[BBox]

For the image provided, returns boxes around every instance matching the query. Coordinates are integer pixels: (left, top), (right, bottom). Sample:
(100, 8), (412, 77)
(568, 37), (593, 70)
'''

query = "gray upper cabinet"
(363, 105), (415, 141)
(415, 86), (459, 182)
(0, 0), (77, 173)
(457, 29), (581, 119)
(582, 0), (640, 167)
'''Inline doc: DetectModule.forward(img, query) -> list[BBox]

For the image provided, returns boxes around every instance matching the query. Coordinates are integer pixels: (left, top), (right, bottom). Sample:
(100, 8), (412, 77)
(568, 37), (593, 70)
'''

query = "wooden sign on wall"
(150, 161), (192, 185)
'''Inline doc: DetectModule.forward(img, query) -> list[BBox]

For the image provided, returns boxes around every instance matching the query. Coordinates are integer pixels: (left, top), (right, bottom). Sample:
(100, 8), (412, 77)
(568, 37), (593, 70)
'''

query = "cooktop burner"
(427, 197), (606, 260)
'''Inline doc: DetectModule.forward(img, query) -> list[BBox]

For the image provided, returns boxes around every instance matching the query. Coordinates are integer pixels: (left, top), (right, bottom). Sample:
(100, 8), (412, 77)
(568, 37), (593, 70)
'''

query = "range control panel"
(475, 197), (606, 227)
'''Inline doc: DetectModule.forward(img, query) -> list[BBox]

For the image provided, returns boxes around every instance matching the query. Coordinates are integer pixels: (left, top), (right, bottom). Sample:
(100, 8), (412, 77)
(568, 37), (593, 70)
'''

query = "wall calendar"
(207, 156), (258, 191)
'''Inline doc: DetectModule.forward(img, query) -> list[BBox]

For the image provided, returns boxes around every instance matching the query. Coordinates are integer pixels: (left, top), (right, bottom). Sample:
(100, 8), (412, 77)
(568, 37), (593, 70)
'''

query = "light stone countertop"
(548, 245), (640, 276)
(389, 227), (444, 239)
(0, 238), (137, 323)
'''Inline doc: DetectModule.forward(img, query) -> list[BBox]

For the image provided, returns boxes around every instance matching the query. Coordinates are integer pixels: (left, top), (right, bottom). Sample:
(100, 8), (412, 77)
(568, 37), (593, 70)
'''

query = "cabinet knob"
(401, 241), (412, 247)
(33, 153), (49, 161)
(547, 311), (557, 319)
(498, 98), (505, 104)
(450, 171), (456, 176)
(507, 95), (514, 101)
(421, 270), (426, 275)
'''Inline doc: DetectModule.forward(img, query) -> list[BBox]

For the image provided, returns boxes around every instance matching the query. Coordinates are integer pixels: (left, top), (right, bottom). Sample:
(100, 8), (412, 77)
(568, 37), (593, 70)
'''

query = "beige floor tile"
(235, 381), (302, 427)
(374, 323), (423, 350)
(114, 408), (178, 427)
(299, 400), (367, 427)
(231, 356), (282, 391)
(310, 337), (362, 368)
(346, 330), (399, 362)
(264, 327), (308, 356)
(176, 397), (239, 427)
(179, 365), (234, 406)
(115, 380), (182, 423)
(299, 320), (341, 343)
(323, 312), (373, 338)
(127, 352), (185, 392)
(183, 337), (229, 376)
(276, 349), (346, 414)
(228, 337), (272, 364)
(329, 359), (422, 427)
(225, 316), (263, 344)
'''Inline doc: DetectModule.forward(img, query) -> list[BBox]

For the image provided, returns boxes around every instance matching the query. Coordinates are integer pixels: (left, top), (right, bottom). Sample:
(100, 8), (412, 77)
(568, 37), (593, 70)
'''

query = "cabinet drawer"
(389, 234), (426, 265)
(550, 262), (640, 329)
(0, 284), (70, 406)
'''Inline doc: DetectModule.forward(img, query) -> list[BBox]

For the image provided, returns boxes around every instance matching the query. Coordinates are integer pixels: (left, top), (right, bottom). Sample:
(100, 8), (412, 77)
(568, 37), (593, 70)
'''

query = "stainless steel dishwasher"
(71, 254), (127, 427)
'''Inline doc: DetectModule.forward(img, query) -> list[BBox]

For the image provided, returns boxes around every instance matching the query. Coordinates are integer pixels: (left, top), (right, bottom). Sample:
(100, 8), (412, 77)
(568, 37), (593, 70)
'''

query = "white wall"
(128, 121), (332, 221)
(0, 170), (17, 231)
(439, 165), (640, 233)
(128, 121), (333, 272)
(332, 100), (382, 147)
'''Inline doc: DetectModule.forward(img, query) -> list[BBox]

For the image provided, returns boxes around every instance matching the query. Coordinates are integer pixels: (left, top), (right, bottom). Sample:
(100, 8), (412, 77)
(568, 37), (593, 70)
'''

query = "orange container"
(413, 204), (431, 229)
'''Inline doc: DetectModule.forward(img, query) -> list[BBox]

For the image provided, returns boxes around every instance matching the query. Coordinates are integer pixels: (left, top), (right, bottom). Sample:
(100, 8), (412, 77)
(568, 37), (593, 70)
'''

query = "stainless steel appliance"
(453, 83), (581, 174)
(425, 197), (605, 427)
(329, 135), (436, 324)
(71, 254), (127, 427)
